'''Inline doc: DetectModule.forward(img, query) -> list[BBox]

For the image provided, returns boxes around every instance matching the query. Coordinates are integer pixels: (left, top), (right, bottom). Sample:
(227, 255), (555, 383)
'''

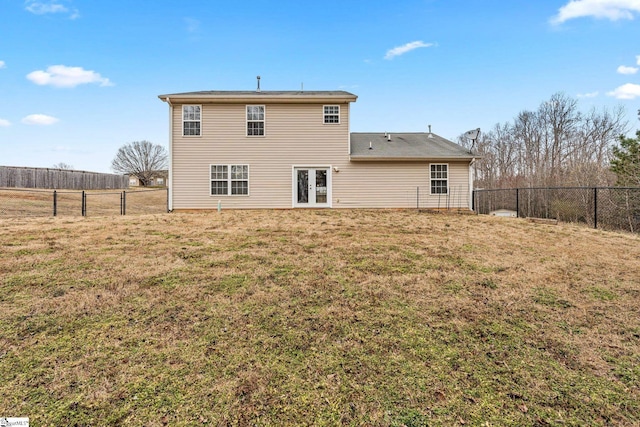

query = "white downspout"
(166, 97), (174, 211)
(469, 158), (476, 210)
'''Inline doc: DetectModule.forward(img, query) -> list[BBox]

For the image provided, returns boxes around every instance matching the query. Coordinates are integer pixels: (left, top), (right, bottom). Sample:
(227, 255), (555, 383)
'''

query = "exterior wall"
(171, 102), (351, 209)
(169, 101), (471, 209)
(334, 161), (471, 209)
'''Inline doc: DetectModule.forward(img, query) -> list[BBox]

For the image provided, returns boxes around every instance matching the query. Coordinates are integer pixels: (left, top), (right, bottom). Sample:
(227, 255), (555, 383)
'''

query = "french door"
(293, 167), (330, 207)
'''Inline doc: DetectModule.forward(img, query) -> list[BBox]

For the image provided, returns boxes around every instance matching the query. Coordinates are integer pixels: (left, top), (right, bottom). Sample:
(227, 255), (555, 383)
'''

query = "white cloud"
(384, 41), (435, 60)
(617, 65), (638, 74)
(25, 1), (79, 19)
(26, 65), (113, 88)
(0, 61), (5, 69)
(551, 0), (640, 24)
(26, 1), (67, 14)
(637, 55), (640, 65)
(21, 114), (59, 125)
(577, 91), (599, 98)
(0, 118), (11, 127)
(607, 83), (640, 99)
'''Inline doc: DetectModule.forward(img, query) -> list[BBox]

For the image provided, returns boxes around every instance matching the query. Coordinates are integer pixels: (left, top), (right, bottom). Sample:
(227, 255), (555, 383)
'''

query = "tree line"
(459, 92), (632, 189)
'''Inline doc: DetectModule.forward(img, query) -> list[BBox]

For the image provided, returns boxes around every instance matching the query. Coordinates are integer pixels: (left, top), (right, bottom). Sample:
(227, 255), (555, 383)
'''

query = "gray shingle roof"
(350, 132), (477, 161)
(159, 90), (357, 102)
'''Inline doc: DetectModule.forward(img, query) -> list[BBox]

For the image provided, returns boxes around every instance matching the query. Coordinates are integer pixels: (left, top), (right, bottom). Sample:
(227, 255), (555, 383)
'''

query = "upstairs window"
(323, 105), (340, 124)
(211, 164), (249, 196)
(246, 105), (265, 136)
(183, 105), (201, 136)
(430, 164), (448, 194)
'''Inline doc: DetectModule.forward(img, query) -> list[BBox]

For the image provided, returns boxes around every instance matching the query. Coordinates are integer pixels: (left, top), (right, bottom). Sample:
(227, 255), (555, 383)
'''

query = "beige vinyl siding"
(333, 161), (470, 209)
(170, 100), (472, 209)
(171, 103), (350, 209)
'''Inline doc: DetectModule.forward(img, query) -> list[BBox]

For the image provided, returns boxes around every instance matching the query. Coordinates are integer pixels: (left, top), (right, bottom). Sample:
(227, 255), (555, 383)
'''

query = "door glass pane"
(297, 170), (308, 203)
(315, 170), (327, 203)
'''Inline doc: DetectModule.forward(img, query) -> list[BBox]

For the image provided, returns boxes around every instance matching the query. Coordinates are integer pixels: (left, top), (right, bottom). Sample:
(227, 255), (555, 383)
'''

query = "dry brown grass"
(0, 210), (639, 426)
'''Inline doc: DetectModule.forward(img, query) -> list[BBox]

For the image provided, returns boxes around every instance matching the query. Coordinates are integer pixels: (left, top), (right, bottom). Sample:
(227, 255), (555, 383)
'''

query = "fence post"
(516, 188), (520, 218)
(122, 191), (126, 215)
(53, 190), (57, 217)
(593, 187), (598, 229)
(472, 190), (475, 212)
(82, 191), (86, 217)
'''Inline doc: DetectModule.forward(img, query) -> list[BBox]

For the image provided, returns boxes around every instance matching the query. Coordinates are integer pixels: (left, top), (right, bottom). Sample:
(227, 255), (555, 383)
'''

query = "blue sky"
(1, 0), (639, 173)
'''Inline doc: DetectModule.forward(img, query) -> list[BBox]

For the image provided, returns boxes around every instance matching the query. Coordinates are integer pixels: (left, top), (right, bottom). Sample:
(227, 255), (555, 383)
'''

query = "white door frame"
(292, 166), (332, 208)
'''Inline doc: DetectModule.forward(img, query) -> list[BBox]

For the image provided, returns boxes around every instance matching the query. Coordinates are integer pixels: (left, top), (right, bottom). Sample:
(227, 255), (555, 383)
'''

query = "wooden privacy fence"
(0, 166), (128, 190)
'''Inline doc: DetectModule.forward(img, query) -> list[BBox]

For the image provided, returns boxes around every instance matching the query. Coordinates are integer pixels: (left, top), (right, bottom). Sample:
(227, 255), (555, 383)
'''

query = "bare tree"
(513, 110), (543, 187)
(538, 93), (581, 185)
(52, 162), (74, 170)
(566, 105), (626, 186)
(111, 141), (168, 186)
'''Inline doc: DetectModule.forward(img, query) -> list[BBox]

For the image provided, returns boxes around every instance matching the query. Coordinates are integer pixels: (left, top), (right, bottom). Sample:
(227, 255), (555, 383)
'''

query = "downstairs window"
(430, 164), (448, 194)
(211, 164), (249, 195)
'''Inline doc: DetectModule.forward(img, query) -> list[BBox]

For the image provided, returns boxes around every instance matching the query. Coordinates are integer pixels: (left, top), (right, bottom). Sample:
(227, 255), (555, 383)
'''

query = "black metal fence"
(473, 187), (640, 233)
(0, 188), (168, 218)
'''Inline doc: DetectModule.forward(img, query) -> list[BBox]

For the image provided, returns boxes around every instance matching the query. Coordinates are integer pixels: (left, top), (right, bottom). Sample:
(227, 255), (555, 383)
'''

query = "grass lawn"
(1, 210), (639, 426)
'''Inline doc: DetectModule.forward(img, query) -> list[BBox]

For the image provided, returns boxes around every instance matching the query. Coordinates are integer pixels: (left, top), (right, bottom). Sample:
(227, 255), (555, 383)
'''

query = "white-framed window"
(183, 105), (201, 136)
(156, 178), (164, 185)
(210, 164), (249, 196)
(323, 105), (340, 124)
(430, 164), (448, 194)
(246, 105), (265, 136)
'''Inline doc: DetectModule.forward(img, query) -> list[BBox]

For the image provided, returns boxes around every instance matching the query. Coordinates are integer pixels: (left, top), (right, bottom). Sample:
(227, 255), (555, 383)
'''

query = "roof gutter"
(349, 156), (479, 162)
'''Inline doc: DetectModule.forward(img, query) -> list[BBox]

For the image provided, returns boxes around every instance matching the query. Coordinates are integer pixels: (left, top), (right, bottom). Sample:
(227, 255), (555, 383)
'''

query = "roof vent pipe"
(256, 75), (261, 92)
(369, 141), (373, 150)
(428, 124), (434, 138)
(387, 133), (391, 141)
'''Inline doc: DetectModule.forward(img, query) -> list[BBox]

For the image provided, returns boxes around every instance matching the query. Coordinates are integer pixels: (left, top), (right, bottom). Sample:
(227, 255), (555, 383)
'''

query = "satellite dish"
(463, 128), (480, 150)
(464, 128), (481, 141)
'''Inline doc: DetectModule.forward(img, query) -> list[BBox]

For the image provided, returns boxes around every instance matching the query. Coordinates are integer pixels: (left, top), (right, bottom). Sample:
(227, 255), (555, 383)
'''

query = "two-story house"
(158, 89), (477, 210)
